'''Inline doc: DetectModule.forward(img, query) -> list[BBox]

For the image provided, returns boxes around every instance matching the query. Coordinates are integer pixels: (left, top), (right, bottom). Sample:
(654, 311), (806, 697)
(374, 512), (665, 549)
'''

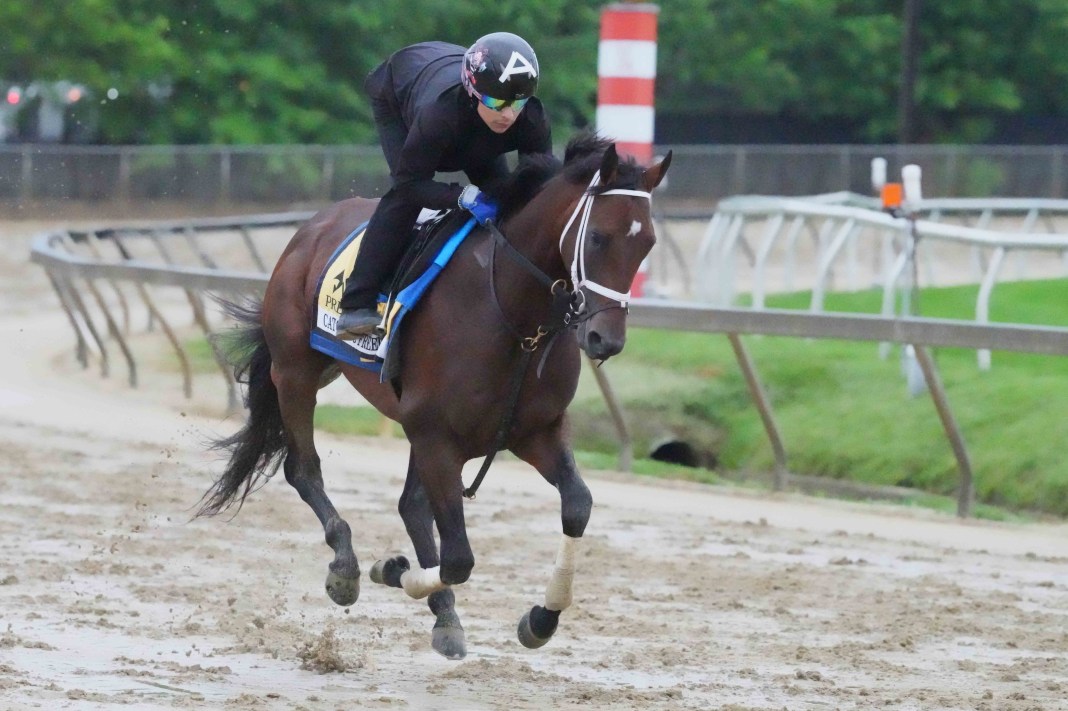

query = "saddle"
(388, 208), (473, 304)
(309, 209), (477, 383)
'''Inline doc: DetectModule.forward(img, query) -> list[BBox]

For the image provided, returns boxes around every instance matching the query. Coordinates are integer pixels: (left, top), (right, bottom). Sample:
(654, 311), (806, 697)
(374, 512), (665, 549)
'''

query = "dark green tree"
(5, 1), (1068, 144)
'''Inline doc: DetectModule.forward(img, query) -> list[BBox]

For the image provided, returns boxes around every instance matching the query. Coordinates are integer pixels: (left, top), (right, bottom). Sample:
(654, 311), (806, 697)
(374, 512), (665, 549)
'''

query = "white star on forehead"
(627, 220), (642, 237)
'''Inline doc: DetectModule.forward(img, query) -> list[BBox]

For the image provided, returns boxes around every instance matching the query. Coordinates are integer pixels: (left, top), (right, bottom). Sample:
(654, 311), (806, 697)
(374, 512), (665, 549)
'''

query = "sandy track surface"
(3, 221), (1068, 711)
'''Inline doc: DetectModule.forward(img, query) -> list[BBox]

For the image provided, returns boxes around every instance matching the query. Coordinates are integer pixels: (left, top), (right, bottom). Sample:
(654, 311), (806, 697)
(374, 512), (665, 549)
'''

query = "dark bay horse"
(198, 133), (671, 658)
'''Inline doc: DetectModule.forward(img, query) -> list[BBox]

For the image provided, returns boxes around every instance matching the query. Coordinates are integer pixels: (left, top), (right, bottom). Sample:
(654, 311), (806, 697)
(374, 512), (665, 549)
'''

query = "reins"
(462, 174), (652, 500)
(462, 223), (583, 500)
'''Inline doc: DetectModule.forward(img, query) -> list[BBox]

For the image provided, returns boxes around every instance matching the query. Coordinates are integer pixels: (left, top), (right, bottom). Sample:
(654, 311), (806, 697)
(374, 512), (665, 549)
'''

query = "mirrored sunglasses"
(476, 93), (529, 112)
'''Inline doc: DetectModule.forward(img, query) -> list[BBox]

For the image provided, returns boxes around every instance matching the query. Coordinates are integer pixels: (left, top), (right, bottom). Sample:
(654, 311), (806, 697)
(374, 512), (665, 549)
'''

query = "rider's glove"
(458, 184), (499, 226)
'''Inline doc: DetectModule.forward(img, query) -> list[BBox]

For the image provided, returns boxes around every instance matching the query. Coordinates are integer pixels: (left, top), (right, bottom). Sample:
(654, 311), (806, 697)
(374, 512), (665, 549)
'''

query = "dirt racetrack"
(3, 219), (1068, 711)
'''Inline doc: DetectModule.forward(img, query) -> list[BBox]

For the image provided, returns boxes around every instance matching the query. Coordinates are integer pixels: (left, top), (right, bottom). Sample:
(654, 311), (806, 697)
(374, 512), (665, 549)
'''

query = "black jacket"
(365, 41), (553, 210)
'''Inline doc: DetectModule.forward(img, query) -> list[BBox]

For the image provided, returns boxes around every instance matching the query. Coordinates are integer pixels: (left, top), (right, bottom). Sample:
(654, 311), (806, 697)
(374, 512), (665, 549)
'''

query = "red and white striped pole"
(596, 2), (659, 164)
(596, 2), (660, 297)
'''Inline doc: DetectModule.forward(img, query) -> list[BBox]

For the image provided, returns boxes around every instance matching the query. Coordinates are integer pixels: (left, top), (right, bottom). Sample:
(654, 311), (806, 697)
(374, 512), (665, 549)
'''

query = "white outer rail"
(694, 193), (1068, 369)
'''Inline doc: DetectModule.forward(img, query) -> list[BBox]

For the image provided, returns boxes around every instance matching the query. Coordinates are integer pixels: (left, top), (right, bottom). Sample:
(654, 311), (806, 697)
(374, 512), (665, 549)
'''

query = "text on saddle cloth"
(309, 214), (478, 374)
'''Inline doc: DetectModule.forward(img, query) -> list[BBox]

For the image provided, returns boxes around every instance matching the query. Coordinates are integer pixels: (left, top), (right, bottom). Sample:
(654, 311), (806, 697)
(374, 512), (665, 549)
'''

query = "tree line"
(2, 0), (1067, 145)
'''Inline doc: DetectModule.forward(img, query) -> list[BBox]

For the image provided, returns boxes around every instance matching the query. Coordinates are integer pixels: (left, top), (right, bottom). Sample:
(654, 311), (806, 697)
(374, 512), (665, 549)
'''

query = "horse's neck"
(501, 189), (572, 279)
(484, 189), (574, 333)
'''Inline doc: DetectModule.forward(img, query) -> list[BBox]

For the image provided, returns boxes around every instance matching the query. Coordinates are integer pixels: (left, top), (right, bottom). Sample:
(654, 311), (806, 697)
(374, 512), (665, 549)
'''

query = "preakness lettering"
(499, 51), (537, 83)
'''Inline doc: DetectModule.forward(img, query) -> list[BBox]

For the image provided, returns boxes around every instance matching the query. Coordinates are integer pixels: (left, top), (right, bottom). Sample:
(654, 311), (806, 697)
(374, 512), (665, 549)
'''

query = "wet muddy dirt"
(3, 221), (1068, 710)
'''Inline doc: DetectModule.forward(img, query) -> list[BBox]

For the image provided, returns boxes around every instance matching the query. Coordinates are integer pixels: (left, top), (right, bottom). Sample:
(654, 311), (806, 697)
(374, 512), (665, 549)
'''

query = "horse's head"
(560, 142), (671, 361)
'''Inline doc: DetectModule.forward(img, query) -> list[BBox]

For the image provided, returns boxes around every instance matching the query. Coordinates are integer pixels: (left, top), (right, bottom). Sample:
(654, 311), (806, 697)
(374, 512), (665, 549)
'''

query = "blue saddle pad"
(309, 216), (477, 374)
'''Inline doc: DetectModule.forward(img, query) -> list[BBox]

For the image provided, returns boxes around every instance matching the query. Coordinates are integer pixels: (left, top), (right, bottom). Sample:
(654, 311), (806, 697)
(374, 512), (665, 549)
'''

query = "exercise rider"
(335, 32), (552, 338)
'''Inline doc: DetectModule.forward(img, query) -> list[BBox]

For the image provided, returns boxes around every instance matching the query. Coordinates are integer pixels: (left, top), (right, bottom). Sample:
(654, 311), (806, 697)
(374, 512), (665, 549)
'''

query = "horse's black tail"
(195, 297), (287, 518)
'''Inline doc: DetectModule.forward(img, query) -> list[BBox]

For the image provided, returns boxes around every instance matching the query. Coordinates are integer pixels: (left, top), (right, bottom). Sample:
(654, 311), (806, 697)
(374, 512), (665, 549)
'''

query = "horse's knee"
(440, 551), (475, 586)
(560, 477), (593, 538)
(398, 482), (427, 522)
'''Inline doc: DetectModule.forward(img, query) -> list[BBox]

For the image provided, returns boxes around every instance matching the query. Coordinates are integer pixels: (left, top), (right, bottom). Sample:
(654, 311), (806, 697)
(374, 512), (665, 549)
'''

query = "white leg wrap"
(400, 565), (444, 599)
(544, 535), (579, 612)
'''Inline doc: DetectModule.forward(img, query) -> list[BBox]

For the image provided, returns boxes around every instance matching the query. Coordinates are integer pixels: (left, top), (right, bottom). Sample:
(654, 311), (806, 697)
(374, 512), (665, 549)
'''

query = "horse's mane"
(488, 131), (646, 221)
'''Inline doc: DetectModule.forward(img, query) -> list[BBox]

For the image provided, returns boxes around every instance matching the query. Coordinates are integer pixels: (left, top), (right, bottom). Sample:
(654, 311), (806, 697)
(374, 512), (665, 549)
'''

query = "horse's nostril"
(586, 331), (602, 352)
(584, 330), (623, 360)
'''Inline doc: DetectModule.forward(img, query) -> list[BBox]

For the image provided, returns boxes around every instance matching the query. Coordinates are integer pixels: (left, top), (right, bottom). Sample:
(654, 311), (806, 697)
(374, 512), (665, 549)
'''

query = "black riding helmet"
(461, 32), (539, 103)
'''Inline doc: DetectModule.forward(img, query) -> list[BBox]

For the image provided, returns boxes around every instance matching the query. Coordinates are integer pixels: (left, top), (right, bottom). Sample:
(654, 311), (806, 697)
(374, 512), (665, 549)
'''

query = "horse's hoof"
(432, 611), (467, 660)
(325, 571), (360, 606)
(516, 608), (555, 649)
(369, 556), (409, 588)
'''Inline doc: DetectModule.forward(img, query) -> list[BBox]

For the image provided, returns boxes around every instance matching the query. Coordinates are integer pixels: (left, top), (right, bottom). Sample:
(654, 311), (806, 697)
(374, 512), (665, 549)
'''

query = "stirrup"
(336, 308), (383, 339)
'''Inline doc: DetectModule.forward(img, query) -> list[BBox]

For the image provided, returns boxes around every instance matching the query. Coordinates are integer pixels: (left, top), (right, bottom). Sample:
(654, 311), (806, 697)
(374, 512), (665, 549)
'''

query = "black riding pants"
(338, 92), (418, 310)
(338, 190), (422, 309)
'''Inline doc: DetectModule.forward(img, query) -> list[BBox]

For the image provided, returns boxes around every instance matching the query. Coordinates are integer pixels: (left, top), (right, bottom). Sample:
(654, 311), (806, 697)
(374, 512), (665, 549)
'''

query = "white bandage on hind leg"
(544, 534), (579, 612)
(400, 565), (444, 599)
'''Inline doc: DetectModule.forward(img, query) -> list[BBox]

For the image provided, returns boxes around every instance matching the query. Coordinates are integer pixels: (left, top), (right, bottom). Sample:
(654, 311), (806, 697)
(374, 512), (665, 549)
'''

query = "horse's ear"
(600, 143), (619, 183)
(642, 150), (672, 192)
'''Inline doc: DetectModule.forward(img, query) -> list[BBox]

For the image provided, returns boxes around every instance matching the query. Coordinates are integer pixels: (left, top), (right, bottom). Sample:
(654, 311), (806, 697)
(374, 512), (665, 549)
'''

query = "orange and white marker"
(597, 2), (659, 296)
(596, 3), (659, 164)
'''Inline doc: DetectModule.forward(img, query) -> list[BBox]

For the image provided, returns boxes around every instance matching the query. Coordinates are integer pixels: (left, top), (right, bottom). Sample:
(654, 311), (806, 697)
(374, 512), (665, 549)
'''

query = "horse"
(197, 132), (671, 659)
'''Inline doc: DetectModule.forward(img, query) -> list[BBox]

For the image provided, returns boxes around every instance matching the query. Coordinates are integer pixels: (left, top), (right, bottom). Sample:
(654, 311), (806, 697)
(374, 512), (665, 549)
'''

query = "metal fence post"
(911, 344), (974, 518)
(220, 148), (231, 205)
(118, 148), (131, 205)
(586, 357), (633, 472)
(727, 332), (788, 491)
(19, 145), (33, 202)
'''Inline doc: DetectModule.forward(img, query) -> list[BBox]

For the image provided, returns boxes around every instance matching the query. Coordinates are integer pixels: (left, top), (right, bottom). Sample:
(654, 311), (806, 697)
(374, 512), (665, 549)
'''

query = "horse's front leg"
(274, 363), (360, 606)
(511, 423), (593, 649)
(370, 452), (466, 659)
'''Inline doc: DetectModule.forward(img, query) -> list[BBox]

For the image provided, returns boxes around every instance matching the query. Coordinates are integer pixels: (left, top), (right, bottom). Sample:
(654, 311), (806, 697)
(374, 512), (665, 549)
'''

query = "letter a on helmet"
(499, 51), (538, 83)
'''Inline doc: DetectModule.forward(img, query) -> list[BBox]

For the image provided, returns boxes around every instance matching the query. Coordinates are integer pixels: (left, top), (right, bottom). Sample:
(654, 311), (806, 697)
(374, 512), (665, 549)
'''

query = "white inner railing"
(658, 193), (1068, 369)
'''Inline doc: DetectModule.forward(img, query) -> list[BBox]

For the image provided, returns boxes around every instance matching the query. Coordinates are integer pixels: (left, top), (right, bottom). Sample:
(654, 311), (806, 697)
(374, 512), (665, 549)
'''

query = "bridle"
(560, 169), (652, 311)
(486, 168), (652, 351)
(464, 170), (651, 500)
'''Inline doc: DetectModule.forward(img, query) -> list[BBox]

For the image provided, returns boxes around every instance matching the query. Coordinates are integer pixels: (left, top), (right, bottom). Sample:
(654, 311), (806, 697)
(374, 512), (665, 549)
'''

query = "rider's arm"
(390, 106), (464, 210)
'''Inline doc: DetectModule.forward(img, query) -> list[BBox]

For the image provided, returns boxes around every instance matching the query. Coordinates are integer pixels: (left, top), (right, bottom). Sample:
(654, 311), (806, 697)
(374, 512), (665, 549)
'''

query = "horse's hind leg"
(273, 360), (360, 606)
(511, 424), (593, 649)
(370, 453), (467, 659)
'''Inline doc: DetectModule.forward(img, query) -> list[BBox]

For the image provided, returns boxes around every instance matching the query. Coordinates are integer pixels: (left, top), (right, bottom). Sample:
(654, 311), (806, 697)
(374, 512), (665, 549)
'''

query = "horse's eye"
(589, 231), (607, 249)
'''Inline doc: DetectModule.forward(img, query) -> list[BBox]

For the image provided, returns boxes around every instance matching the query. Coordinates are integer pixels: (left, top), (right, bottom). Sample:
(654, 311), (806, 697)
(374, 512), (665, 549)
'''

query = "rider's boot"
(335, 306), (382, 339)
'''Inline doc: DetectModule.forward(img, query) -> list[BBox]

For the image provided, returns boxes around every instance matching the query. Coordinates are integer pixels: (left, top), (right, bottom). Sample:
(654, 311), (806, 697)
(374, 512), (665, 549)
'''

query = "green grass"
(566, 278), (1068, 518)
(186, 336), (220, 371)
(314, 404), (393, 435)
